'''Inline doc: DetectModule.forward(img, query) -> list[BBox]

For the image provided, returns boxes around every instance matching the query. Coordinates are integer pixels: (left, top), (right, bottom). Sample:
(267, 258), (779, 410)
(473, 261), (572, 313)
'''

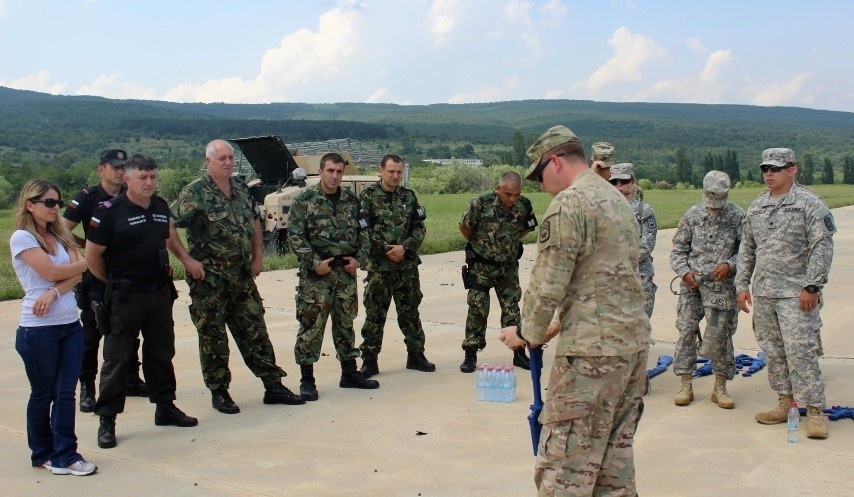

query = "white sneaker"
(51, 459), (97, 476)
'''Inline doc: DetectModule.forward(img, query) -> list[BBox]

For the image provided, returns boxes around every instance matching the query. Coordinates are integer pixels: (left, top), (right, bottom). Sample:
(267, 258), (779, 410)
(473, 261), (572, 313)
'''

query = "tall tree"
(675, 147), (692, 185)
(798, 154), (815, 185)
(843, 156), (854, 185)
(725, 149), (740, 182)
(703, 153), (714, 173)
(821, 157), (834, 184)
(511, 131), (526, 167)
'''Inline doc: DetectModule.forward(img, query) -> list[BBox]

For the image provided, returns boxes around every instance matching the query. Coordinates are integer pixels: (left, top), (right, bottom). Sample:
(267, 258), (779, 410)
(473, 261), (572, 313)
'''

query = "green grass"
(3, 183), (854, 301)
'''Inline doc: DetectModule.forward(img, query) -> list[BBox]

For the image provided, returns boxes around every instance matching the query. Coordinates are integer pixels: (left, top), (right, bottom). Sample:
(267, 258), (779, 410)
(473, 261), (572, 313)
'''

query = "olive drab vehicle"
(229, 135), (379, 254)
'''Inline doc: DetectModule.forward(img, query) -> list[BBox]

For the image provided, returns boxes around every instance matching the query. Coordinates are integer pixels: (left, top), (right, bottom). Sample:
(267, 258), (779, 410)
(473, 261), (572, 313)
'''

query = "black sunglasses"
(30, 198), (65, 208)
(609, 179), (632, 186)
(533, 153), (565, 182)
(760, 164), (792, 174)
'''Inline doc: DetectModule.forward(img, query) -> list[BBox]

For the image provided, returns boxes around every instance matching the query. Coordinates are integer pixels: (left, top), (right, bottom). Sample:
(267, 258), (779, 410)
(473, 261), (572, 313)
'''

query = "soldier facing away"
(736, 148), (835, 439)
(358, 154), (435, 378)
(169, 139), (305, 414)
(670, 170), (744, 409)
(459, 171), (537, 373)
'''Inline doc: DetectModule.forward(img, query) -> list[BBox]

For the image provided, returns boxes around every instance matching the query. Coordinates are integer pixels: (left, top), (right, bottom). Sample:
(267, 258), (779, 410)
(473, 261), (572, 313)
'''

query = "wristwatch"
(804, 285), (819, 294)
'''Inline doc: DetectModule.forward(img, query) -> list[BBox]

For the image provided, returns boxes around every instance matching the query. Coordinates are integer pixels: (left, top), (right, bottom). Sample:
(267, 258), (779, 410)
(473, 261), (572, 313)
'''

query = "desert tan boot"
(710, 374), (734, 409)
(807, 406), (829, 439)
(674, 373), (694, 406)
(755, 394), (794, 424)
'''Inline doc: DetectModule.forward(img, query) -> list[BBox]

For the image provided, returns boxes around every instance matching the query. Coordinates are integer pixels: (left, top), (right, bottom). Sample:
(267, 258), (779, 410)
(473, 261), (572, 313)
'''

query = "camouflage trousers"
(294, 269), (361, 365)
(463, 261), (521, 350)
(640, 271), (656, 318)
(360, 267), (426, 360)
(536, 349), (648, 497)
(753, 296), (825, 407)
(673, 289), (737, 379)
(188, 272), (286, 391)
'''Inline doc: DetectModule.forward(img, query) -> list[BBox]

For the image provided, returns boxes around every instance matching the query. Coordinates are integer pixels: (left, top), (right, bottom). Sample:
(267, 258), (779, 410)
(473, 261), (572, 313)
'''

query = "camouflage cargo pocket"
(540, 390), (597, 457)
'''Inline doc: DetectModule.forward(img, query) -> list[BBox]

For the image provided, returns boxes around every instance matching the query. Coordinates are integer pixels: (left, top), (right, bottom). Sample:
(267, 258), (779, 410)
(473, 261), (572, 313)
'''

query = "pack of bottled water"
(476, 364), (517, 402)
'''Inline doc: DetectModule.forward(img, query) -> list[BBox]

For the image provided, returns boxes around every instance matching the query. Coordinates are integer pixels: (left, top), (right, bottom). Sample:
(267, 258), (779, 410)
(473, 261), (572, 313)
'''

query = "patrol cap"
(760, 148), (796, 168)
(610, 163), (635, 181)
(591, 141), (615, 163)
(524, 125), (582, 181)
(100, 149), (128, 167)
(703, 170), (730, 209)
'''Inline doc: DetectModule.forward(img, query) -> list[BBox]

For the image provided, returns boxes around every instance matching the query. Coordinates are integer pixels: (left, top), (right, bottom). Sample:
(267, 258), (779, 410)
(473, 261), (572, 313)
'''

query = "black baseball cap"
(100, 149), (128, 167)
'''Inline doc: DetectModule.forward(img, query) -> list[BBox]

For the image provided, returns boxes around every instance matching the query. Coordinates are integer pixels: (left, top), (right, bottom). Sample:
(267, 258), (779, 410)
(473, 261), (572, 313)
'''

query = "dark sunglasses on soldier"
(609, 179), (632, 186)
(30, 198), (65, 208)
(759, 164), (792, 174)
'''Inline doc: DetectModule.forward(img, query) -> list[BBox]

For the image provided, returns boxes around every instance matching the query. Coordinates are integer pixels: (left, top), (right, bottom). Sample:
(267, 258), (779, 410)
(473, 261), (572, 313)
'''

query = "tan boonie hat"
(525, 125), (581, 181)
(760, 148), (796, 168)
(591, 141), (614, 163)
(610, 162), (634, 181)
(703, 170), (730, 209)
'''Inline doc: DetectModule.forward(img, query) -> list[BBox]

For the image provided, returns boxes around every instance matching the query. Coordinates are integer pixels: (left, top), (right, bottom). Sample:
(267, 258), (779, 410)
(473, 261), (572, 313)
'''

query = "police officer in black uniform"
(63, 149), (148, 413)
(85, 153), (197, 449)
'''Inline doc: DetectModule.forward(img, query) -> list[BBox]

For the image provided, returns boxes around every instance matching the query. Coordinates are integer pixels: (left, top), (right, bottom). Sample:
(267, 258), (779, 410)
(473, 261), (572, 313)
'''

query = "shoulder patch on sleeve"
(538, 220), (550, 243)
(646, 216), (657, 230)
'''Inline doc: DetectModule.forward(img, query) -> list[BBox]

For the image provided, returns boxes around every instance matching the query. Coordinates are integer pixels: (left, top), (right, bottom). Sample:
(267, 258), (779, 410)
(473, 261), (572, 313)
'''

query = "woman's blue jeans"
(15, 321), (84, 467)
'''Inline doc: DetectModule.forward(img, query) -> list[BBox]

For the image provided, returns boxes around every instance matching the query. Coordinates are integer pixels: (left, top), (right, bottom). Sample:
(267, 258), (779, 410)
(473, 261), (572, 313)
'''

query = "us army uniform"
(288, 184), (368, 366)
(358, 182), (432, 369)
(517, 126), (651, 496)
(671, 171), (744, 407)
(632, 199), (657, 317)
(736, 148), (835, 432)
(171, 174), (287, 394)
(460, 191), (537, 351)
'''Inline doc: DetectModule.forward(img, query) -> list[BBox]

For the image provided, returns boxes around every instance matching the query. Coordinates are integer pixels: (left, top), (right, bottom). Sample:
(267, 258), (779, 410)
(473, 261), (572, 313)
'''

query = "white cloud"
(686, 37), (706, 55)
(632, 49), (734, 104)
(749, 71), (813, 107)
(76, 73), (158, 100)
(539, 0), (568, 25)
(0, 70), (67, 94)
(699, 49), (733, 83)
(0, 0), (7, 21)
(448, 77), (518, 103)
(503, 0), (533, 24)
(585, 27), (667, 91)
(429, 0), (459, 47)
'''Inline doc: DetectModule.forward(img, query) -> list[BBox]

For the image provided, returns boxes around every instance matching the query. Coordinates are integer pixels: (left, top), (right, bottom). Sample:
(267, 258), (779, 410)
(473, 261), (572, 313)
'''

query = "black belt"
(111, 279), (163, 293)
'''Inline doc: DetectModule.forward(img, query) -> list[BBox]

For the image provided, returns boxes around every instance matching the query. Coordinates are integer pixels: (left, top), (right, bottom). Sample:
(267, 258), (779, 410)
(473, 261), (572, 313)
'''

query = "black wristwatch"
(804, 285), (819, 294)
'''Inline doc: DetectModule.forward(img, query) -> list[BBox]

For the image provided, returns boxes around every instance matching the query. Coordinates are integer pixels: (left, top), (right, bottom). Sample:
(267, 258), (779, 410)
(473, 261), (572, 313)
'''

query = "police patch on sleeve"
(538, 220), (550, 243)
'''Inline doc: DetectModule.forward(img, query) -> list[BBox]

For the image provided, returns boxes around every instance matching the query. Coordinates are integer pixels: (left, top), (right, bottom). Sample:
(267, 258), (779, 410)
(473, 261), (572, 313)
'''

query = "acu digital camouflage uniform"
(736, 150), (835, 409)
(171, 174), (286, 391)
(671, 192), (744, 380)
(288, 184), (368, 365)
(519, 167), (651, 497)
(359, 183), (428, 360)
(460, 191), (537, 350)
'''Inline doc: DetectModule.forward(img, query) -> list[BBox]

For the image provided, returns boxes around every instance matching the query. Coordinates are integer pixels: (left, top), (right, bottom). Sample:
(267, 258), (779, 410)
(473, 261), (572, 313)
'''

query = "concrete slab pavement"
(1, 206), (852, 497)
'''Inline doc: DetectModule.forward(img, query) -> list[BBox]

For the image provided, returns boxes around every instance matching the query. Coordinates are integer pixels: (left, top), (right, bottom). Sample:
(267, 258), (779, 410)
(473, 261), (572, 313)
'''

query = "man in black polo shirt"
(63, 149), (147, 413)
(85, 154), (197, 449)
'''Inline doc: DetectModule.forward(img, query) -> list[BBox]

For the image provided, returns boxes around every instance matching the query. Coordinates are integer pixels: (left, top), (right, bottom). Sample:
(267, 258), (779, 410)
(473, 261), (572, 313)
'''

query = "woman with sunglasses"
(10, 179), (97, 476)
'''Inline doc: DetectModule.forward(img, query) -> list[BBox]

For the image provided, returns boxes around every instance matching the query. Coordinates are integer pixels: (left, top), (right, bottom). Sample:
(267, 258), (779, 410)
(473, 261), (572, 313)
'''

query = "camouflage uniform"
(288, 184), (368, 365)
(736, 180), (835, 407)
(519, 165), (651, 497)
(460, 191), (537, 350)
(630, 198), (658, 317)
(671, 200), (744, 379)
(359, 183), (428, 359)
(171, 174), (286, 391)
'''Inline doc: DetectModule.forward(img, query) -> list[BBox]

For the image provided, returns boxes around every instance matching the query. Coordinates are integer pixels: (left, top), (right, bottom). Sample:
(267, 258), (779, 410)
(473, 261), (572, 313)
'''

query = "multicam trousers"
(360, 266), (427, 360)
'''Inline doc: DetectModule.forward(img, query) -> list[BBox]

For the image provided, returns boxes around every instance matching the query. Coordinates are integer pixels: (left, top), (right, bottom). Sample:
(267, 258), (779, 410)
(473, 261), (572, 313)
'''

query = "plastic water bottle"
(498, 366), (510, 402)
(507, 366), (517, 402)
(486, 365), (497, 402)
(787, 401), (799, 443)
(476, 364), (488, 401)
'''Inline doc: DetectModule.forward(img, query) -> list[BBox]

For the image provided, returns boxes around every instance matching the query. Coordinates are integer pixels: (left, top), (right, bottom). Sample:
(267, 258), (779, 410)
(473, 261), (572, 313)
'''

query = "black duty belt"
(111, 278), (164, 293)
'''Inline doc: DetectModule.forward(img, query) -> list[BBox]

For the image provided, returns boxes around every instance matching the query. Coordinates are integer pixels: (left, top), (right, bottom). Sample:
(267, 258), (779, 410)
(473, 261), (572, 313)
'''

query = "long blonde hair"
(13, 179), (78, 254)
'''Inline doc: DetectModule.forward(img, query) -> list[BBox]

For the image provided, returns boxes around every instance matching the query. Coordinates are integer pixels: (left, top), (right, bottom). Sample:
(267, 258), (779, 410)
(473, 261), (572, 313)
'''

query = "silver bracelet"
(48, 287), (60, 299)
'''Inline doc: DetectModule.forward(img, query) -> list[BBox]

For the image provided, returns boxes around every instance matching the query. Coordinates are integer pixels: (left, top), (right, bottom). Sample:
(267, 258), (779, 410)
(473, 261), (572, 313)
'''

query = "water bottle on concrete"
(476, 364), (487, 401)
(484, 365), (496, 402)
(507, 365), (517, 402)
(787, 401), (799, 443)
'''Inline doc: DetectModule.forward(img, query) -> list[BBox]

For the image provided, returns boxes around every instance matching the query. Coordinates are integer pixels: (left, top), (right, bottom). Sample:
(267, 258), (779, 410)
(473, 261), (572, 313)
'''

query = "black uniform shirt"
(87, 194), (171, 283)
(63, 183), (128, 236)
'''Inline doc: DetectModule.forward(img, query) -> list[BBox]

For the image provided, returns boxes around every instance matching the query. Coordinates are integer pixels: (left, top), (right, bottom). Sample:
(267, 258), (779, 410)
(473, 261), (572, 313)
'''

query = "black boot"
(97, 415), (117, 449)
(154, 402), (198, 427)
(513, 348), (531, 370)
(79, 380), (95, 413)
(263, 378), (306, 405)
(339, 359), (380, 389)
(360, 358), (380, 378)
(299, 364), (319, 401)
(460, 348), (477, 373)
(406, 351), (436, 372)
(126, 376), (149, 397)
(211, 389), (240, 414)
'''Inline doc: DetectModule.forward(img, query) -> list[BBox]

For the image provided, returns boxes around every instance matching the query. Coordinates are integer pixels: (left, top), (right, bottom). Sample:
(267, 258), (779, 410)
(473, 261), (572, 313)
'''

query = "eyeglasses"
(30, 198), (65, 208)
(533, 153), (565, 182)
(759, 164), (792, 174)
(609, 179), (632, 186)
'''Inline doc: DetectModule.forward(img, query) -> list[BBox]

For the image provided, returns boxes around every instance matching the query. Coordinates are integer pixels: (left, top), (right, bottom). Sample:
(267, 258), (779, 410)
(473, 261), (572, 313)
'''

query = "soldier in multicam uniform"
(590, 141), (614, 181)
(670, 171), (744, 409)
(168, 140), (305, 414)
(736, 148), (835, 440)
(358, 154), (435, 378)
(288, 152), (379, 400)
(500, 125), (650, 497)
(458, 171), (537, 373)
(610, 163), (657, 317)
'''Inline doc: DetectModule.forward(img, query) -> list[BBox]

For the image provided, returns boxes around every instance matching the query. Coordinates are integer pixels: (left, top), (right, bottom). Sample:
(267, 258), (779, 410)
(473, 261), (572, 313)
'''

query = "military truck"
(229, 135), (379, 254)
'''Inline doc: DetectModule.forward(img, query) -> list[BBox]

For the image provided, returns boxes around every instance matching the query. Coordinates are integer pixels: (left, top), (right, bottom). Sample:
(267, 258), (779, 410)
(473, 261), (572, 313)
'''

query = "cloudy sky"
(1, 0), (852, 112)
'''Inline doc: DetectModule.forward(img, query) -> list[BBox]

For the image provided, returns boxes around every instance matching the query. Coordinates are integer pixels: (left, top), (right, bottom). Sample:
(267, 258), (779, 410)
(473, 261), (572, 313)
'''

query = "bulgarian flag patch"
(89, 217), (101, 229)
(68, 199), (80, 210)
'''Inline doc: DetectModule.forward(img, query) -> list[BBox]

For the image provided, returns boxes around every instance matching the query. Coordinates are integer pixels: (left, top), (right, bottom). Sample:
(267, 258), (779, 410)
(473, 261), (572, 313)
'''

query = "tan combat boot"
(710, 374), (734, 409)
(755, 394), (793, 424)
(674, 374), (694, 406)
(806, 406), (828, 439)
